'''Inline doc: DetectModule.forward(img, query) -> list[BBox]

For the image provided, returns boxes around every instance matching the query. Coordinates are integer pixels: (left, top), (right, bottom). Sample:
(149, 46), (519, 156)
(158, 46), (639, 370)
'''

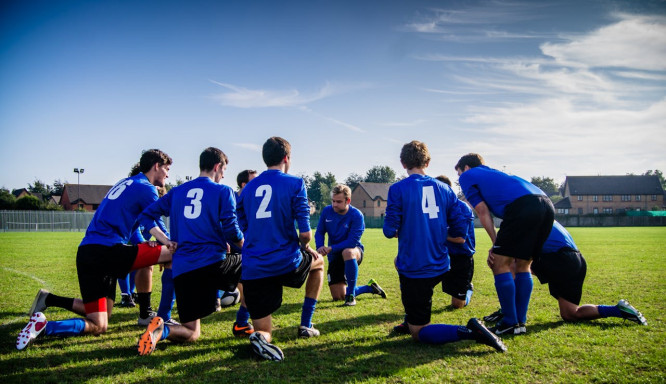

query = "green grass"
(1, 228), (665, 383)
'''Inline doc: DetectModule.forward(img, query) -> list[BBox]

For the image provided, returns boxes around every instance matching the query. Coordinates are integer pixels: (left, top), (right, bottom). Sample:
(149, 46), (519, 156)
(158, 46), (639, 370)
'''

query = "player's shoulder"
(348, 205), (364, 217)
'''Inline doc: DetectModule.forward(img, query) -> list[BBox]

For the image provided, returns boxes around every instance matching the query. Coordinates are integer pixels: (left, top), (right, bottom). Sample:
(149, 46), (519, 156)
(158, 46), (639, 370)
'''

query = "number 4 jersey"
(81, 173), (159, 247)
(237, 169), (311, 280)
(138, 176), (243, 277)
(383, 174), (467, 278)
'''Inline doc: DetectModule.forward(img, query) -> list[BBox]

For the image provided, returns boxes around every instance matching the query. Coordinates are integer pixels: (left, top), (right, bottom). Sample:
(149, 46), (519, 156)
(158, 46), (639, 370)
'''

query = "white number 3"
(422, 186), (439, 219)
(184, 188), (204, 219)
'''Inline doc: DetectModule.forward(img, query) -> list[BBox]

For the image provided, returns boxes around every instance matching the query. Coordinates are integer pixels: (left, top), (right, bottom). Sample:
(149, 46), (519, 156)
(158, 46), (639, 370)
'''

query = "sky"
(1, 0), (665, 192)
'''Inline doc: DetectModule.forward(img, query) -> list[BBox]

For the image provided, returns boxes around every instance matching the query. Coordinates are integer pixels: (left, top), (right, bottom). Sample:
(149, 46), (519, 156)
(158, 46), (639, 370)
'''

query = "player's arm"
(220, 187), (244, 251)
(383, 185), (401, 238)
(314, 210), (329, 255)
(473, 201), (496, 244)
(139, 193), (177, 250)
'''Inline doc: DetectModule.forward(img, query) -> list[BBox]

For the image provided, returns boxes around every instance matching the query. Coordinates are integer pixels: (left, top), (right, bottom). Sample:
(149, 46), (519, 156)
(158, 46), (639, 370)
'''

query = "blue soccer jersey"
(238, 169), (311, 280)
(458, 165), (545, 218)
(129, 218), (169, 245)
(81, 173), (158, 247)
(315, 204), (364, 260)
(541, 221), (577, 253)
(139, 176), (243, 277)
(383, 174), (467, 278)
(445, 200), (476, 257)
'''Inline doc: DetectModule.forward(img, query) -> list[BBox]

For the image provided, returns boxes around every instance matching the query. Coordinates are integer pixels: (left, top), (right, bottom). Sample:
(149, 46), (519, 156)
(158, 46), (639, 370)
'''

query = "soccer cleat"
(138, 309), (157, 326)
(343, 294), (356, 306)
(466, 318), (507, 352)
(516, 323), (527, 335)
(16, 312), (48, 350)
(489, 321), (522, 336)
(464, 288), (473, 306)
(164, 318), (181, 326)
(483, 308), (504, 323)
(392, 321), (410, 335)
(617, 299), (647, 325)
(137, 316), (164, 356)
(119, 294), (136, 308)
(298, 325), (320, 338)
(368, 279), (387, 299)
(28, 289), (49, 315)
(233, 322), (255, 337)
(249, 332), (284, 361)
(215, 298), (222, 312)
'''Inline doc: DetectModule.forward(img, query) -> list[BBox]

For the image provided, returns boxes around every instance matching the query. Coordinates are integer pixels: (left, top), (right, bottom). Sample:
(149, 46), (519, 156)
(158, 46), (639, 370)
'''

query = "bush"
(15, 195), (44, 210)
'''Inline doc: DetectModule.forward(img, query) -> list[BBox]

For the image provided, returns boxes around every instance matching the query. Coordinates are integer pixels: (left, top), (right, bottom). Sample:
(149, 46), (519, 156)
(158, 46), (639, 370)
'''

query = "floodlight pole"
(73, 168), (84, 209)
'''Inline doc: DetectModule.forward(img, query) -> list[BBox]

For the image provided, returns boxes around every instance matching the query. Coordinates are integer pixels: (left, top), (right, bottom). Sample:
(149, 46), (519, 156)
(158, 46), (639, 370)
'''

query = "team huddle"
(16, 138), (646, 361)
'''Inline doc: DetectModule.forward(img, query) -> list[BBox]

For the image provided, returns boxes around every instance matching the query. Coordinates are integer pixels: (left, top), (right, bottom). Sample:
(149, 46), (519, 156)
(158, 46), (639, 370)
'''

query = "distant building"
(560, 175), (664, 215)
(11, 188), (31, 199)
(351, 182), (390, 218)
(61, 184), (112, 211)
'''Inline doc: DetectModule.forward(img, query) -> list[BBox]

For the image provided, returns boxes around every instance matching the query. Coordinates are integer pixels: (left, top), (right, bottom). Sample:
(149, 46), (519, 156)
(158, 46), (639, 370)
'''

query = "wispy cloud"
(378, 119), (427, 127)
(299, 106), (365, 133)
(233, 143), (261, 152)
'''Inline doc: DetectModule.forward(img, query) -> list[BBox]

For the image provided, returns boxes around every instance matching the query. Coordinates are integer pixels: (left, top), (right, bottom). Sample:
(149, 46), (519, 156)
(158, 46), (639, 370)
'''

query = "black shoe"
(466, 318), (507, 352)
(368, 279), (387, 299)
(343, 294), (356, 306)
(483, 308), (503, 323)
(489, 321), (521, 335)
(392, 321), (409, 335)
(119, 294), (136, 308)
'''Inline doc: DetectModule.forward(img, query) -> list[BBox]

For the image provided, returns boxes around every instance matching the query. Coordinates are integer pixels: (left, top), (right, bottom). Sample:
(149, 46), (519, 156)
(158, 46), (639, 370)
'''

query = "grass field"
(1, 228), (665, 383)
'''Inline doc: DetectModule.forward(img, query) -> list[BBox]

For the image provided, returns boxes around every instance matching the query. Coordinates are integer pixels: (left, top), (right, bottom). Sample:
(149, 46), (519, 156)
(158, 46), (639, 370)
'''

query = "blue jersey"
(383, 174), (467, 278)
(445, 200), (476, 257)
(541, 221), (577, 253)
(81, 173), (158, 247)
(315, 205), (364, 260)
(129, 218), (169, 245)
(238, 169), (311, 280)
(138, 176), (243, 277)
(459, 165), (545, 218)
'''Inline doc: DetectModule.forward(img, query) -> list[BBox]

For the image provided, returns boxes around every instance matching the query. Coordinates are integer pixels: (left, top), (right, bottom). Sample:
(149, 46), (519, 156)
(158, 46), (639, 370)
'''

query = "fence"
(0, 210), (95, 232)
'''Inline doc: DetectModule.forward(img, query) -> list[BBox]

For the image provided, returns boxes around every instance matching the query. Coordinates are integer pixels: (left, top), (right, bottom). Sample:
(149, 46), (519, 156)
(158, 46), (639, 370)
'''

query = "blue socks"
(236, 305), (250, 326)
(417, 324), (461, 344)
(44, 318), (86, 337)
(514, 272), (533, 324)
(344, 259), (358, 297)
(354, 285), (373, 296)
(157, 268), (175, 320)
(118, 274), (130, 295)
(598, 305), (623, 318)
(494, 272), (518, 326)
(161, 323), (170, 341)
(300, 297), (317, 328)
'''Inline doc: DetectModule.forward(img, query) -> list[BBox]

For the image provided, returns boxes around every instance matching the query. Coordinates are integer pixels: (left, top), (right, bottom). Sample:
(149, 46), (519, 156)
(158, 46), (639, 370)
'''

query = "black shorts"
(173, 253), (242, 324)
(441, 253), (474, 300)
(327, 248), (364, 286)
(399, 272), (446, 326)
(242, 250), (314, 320)
(531, 248), (586, 305)
(494, 194), (554, 261)
(76, 244), (139, 305)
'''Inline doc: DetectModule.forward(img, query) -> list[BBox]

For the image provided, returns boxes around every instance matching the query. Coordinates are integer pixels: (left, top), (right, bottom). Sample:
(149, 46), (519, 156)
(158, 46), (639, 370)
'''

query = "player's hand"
(487, 249), (495, 268)
(316, 246), (328, 256)
(166, 241), (178, 252)
(146, 240), (159, 247)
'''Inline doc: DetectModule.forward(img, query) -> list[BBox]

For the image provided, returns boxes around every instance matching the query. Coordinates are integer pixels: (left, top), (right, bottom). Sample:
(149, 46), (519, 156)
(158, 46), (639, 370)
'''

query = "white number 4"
(422, 186), (439, 219)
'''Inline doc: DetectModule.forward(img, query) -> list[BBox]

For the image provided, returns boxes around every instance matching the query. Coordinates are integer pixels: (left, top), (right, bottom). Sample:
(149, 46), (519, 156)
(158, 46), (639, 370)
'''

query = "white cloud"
(210, 81), (342, 108)
(378, 119), (427, 127)
(233, 143), (261, 152)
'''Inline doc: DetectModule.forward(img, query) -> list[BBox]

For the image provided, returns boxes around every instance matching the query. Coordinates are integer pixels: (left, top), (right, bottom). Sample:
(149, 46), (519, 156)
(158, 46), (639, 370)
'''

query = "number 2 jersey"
(138, 176), (243, 278)
(237, 169), (311, 280)
(383, 174), (467, 278)
(80, 173), (159, 247)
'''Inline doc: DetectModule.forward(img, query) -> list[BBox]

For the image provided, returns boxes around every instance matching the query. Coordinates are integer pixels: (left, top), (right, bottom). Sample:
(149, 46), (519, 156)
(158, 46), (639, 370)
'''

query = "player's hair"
(262, 136), (291, 167)
(435, 175), (451, 186)
(200, 147), (228, 171)
(455, 153), (485, 170)
(139, 149), (172, 174)
(128, 162), (141, 177)
(400, 140), (431, 169)
(331, 184), (352, 201)
(237, 169), (257, 189)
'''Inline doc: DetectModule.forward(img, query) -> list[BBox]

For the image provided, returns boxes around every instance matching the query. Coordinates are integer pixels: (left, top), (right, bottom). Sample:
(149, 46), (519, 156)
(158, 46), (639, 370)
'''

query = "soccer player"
(484, 221), (647, 326)
(315, 184), (386, 306)
(456, 153), (554, 335)
(383, 141), (505, 352)
(17, 149), (175, 351)
(238, 136), (325, 361)
(135, 147), (245, 355)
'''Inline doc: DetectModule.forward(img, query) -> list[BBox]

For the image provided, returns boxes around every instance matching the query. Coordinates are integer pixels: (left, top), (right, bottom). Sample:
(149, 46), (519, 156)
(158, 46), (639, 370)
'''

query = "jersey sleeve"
(219, 186), (243, 243)
(314, 208), (327, 248)
(138, 190), (172, 233)
(383, 183), (401, 238)
(292, 178), (311, 233)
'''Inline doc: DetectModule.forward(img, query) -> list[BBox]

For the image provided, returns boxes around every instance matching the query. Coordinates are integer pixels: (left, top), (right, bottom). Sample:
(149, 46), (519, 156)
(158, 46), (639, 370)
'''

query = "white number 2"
(421, 186), (439, 219)
(184, 188), (203, 219)
(255, 185), (272, 219)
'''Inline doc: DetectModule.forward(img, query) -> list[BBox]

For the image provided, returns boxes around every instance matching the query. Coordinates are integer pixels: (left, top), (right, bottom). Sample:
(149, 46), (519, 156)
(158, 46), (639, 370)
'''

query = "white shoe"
(16, 312), (47, 350)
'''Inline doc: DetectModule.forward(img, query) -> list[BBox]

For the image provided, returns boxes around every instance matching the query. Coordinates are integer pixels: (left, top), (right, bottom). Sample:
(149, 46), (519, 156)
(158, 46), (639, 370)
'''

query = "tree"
(28, 179), (53, 200)
(306, 171), (337, 211)
(0, 188), (15, 210)
(344, 172), (364, 191)
(643, 170), (665, 190)
(530, 176), (560, 197)
(365, 166), (396, 184)
(15, 195), (43, 210)
(52, 179), (67, 196)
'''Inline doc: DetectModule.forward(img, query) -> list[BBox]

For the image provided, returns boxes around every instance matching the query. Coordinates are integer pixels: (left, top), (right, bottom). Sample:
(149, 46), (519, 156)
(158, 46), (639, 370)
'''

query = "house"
(61, 184), (113, 211)
(351, 182), (390, 218)
(48, 195), (61, 205)
(11, 188), (32, 199)
(560, 175), (664, 215)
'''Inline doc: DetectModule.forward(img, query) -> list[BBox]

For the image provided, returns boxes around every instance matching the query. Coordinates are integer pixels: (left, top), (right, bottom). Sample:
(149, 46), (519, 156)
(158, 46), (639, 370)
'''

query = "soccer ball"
(219, 288), (241, 307)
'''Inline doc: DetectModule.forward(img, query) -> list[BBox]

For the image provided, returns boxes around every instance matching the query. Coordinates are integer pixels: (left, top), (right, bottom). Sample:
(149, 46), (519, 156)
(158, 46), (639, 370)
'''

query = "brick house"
(61, 184), (112, 211)
(351, 182), (390, 218)
(558, 175), (664, 215)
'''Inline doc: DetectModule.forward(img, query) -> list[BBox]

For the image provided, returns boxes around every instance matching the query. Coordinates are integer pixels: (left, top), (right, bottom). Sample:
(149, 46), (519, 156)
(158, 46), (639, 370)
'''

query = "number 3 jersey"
(80, 173), (159, 247)
(139, 176), (243, 277)
(237, 169), (311, 280)
(383, 174), (467, 278)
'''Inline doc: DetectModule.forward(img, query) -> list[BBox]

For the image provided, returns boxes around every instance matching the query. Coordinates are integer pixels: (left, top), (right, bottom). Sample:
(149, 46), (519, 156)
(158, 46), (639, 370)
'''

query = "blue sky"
(1, 0), (665, 192)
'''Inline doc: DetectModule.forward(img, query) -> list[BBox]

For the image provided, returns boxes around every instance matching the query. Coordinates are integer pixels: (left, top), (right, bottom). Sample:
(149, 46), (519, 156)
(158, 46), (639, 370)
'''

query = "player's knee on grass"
(451, 298), (466, 309)
(558, 298), (580, 322)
